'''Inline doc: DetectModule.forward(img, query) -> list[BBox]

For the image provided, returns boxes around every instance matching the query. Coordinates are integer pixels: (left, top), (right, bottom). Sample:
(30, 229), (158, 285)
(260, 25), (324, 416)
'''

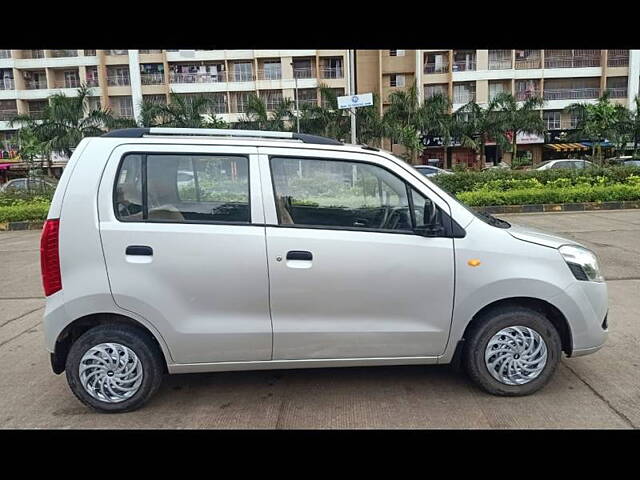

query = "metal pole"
(292, 64), (300, 133)
(349, 49), (357, 145)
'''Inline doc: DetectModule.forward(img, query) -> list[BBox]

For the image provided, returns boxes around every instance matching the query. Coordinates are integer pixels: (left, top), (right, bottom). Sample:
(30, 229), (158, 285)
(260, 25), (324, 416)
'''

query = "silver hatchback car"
(41, 128), (608, 412)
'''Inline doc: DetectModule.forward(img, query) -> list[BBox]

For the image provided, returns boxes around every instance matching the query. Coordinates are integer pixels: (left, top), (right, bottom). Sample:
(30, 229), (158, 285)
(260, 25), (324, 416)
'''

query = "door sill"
(168, 355), (441, 374)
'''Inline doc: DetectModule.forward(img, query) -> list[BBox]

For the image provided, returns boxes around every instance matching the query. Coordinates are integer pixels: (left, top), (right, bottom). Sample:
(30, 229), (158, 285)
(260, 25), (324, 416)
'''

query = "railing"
(207, 104), (228, 115)
(50, 50), (78, 58)
(107, 75), (130, 86)
(293, 68), (314, 79)
(488, 59), (512, 70)
(0, 78), (15, 90)
(0, 110), (18, 121)
(28, 110), (46, 119)
(0, 50), (10, 59)
(256, 69), (282, 80)
(228, 71), (255, 82)
(543, 88), (600, 100)
(139, 50), (162, 54)
(608, 53), (629, 67)
(86, 78), (99, 87)
(55, 79), (80, 88)
(140, 73), (165, 85)
(23, 50), (44, 59)
(515, 58), (541, 69)
(606, 87), (628, 98)
(169, 72), (227, 83)
(424, 62), (449, 74)
(452, 60), (476, 72)
(113, 108), (133, 118)
(544, 56), (600, 69)
(107, 50), (128, 56)
(453, 92), (475, 104)
(84, 50), (96, 56)
(298, 97), (318, 107)
(24, 79), (48, 89)
(515, 90), (541, 101)
(320, 67), (343, 79)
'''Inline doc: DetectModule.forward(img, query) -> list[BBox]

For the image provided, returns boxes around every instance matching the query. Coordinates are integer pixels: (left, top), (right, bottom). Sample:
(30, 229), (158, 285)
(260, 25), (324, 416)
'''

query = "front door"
(98, 145), (272, 365)
(261, 150), (455, 360)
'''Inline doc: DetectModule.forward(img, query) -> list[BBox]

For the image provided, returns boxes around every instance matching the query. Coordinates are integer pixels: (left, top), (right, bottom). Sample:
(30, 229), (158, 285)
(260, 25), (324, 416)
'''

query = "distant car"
(0, 177), (57, 194)
(605, 156), (640, 168)
(535, 159), (594, 170)
(414, 165), (452, 176)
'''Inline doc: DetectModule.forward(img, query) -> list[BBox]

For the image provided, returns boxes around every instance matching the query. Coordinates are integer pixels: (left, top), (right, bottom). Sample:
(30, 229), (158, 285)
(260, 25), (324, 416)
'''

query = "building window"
(453, 82), (476, 104)
(107, 66), (130, 86)
(63, 70), (80, 88)
(390, 74), (405, 87)
(321, 57), (343, 79)
(515, 49), (541, 69)
(232, 62), (253, 82)
(489, 80), (510, 101)
(452, 50), (476, 72)
(608, 50), (629, 67)
(515, 79), (541, 100)
(544, 111), (561, 130)
(389, 50), (405, 57)
(87, 97), (102, 112)
(297, 88), (318, 107)
(261, 90), (284, 111)
(424, 51), (449, 74)
(262, 61), (282, 80)
(425, 84), (447, 99)
(293, 59), (314, 79)
(110, 96), (134, 118)
(606, 76), (628, 98)
(489, 50), (512, 70)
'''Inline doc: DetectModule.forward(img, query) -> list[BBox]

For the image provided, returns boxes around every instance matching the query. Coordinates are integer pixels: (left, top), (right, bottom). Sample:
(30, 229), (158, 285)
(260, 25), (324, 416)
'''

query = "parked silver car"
(536, 159), (594, 170)
(41, 128), (608, 412)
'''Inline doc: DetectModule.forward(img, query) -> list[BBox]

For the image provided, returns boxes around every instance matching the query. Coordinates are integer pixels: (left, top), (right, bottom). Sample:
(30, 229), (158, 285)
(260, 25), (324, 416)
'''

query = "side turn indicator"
(467, 259), (481, 267)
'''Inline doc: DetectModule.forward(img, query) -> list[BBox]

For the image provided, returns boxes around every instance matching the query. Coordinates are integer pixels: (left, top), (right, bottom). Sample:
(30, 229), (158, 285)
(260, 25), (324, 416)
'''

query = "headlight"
(559, 245), (604, 282)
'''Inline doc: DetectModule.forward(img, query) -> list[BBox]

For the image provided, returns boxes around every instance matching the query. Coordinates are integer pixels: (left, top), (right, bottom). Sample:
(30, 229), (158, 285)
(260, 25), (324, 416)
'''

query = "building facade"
(0, 49), (349, 147)
(357, 49), (640, 167)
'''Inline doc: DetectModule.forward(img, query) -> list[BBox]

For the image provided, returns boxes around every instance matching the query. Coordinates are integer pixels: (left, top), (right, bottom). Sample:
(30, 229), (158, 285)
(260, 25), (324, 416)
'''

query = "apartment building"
(357, 49), (640, 166)
(0, 49), (349, 150)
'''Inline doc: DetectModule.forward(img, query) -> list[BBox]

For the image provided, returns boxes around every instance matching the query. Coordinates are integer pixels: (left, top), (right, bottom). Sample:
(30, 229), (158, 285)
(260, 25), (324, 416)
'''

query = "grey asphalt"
(1, 210), (639, 428)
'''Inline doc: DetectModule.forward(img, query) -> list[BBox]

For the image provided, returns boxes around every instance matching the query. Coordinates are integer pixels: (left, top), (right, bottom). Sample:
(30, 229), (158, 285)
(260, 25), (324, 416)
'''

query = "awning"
(544, 143), (589, 152)
(581, 141), (614, 148)
(0, 163), (13, 170)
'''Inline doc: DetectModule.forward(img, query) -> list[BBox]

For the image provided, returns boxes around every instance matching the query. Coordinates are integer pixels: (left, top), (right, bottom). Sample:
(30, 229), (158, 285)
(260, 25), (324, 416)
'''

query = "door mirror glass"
(411, 188), (445, 237)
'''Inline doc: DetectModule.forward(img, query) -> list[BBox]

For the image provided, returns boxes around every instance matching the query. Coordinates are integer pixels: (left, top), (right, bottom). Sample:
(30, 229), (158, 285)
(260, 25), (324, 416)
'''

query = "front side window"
(271, 157), (442, 233)
(115, 153), (250, 223)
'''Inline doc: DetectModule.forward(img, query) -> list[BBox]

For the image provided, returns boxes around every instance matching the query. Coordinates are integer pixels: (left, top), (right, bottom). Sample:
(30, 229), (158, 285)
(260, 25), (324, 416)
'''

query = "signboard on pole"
(338, 93), (374, 110)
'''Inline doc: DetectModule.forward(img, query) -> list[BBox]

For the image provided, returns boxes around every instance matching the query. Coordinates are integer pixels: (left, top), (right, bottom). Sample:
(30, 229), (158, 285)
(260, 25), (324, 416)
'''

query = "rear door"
(259, 148), (456, 360)
(97, 144), (272, 364)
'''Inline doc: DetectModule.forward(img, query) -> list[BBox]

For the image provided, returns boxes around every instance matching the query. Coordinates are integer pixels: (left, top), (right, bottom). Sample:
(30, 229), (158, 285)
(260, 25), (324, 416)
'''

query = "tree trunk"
(444, 144), (449, 169)
(512, 133), (518, 166)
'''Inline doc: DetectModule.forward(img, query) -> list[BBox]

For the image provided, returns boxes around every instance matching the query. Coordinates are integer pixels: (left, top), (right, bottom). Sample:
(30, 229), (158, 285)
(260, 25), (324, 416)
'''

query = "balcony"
(607, 87), (628, 98)
(453, 91), (475, 104)
(140, 73), (165, 85)
(424, 62), (449, 74)
(107, 75), (130, 87)
(0, 50), (10, 59)
(170, 72), (227, 84)
(608, 50), (629, 67)
(24, 79), (48, 90)
(23, 50), (45, 59)
(139, 50), (162, 54)
(543, 88), (600, 100)
(515, 58), (541, 70)
(257, 69), (282, 81)
(452, 60), (476, 72)
(544, 53), (600, 69)
(0, 110), (17, 121)
(489, 59), (512, 70)
(50, 50), (78, 58)
(228, 71), (255, 82)
(107, 50), (128, 56)
(515, 90), (541, 101)
(0, 78), (15, 90)
(27, 110), (47, 119)
(86, 78), (99, 87)
(293, 68), (314, 79)
(320, 67), (343, 79)
(54, 79), (81, 89)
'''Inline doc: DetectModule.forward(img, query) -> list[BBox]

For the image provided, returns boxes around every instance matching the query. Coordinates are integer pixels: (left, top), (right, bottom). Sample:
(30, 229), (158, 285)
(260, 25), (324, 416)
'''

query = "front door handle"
(126, 245), (153, 256)
(286, 250), (312, 261)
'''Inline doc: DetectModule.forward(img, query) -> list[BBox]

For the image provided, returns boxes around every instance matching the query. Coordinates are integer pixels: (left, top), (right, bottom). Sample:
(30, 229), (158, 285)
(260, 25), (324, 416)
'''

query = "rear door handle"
(126, 245), (153, 256)
(286, 250), (312, 261)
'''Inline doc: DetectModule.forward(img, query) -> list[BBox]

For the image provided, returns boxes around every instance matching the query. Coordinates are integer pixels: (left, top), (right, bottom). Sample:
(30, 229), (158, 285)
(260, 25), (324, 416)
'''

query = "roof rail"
(102, 128), (343, 146)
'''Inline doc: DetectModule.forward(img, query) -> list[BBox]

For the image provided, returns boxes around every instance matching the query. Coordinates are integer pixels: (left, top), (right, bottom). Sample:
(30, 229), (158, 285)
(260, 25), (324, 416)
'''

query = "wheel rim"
(79, 342), (143, 403)
(484, 326), (548, 386)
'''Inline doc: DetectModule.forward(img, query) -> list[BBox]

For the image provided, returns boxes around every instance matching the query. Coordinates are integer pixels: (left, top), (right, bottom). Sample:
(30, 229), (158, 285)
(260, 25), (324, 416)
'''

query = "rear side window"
(114, 153), (250, 223)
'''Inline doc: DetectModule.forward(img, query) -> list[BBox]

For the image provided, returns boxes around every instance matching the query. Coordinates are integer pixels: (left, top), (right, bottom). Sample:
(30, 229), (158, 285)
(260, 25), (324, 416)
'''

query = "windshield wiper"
(476, 211), (511, 229)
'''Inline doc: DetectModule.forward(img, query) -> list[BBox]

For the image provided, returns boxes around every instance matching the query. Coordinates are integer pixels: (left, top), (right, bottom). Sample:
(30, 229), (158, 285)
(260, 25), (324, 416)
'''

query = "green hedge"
(0, 202), (50, 223)
(458, 184), (640, 206)
(431, 166), (640, 195)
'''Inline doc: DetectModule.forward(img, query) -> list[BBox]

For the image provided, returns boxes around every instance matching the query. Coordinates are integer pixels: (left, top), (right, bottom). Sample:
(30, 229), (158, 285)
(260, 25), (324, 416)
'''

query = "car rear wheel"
(65, 324), (164, 413)
(463, 306), (562, 396)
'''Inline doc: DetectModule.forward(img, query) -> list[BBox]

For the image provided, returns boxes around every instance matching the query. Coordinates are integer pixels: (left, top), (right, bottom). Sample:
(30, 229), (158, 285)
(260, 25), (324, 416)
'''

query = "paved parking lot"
(1, 210), (639, 428)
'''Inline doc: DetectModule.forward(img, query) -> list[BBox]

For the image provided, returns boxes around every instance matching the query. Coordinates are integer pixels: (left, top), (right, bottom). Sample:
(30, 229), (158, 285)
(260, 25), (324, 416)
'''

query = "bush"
(0, 202), (50, 223)
(431, 166), (640, 195)
(457, 184), (640, 206)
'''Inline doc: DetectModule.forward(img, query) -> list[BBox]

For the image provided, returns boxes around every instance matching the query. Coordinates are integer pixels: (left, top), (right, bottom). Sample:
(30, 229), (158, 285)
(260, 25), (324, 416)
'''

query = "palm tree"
(10, 84), (113, 158)
(382, 82), (423, 163)
(298, 85), (349, 141)
(237, 93), (296, 131)
(419, 92), (456, 168)
(355, 93), (385, 147)
(454, 98), (507, 167)
(151, 92), (227, 128)
(565, 91), (622, 165)
(492, 92), (545, 166)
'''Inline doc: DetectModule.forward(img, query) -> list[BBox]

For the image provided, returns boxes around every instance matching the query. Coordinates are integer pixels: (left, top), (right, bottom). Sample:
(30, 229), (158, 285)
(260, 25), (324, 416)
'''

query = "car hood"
(507, 222), (583, 249)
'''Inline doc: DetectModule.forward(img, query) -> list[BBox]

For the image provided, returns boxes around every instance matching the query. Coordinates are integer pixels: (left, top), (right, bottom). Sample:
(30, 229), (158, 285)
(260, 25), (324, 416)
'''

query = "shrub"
(0, 202), (50, 223)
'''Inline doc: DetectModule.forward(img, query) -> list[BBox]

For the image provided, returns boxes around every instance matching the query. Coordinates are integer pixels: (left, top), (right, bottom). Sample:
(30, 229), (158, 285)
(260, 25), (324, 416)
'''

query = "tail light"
(40, 219), (62, 296)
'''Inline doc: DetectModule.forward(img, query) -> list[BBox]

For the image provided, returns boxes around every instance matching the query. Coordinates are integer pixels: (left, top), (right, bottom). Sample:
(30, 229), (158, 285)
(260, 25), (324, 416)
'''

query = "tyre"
(463, 305), (562, 396)
(65, 324), (164, 413)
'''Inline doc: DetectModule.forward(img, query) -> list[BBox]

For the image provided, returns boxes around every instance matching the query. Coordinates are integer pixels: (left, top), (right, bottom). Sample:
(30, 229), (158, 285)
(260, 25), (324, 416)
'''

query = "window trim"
(267, 155), (458, 237)
(112, 151), (253, 225)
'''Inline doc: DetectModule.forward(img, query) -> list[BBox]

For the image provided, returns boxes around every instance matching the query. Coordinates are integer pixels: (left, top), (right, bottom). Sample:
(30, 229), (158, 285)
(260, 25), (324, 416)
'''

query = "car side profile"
(413, 165), (453, 176)
(41, 128), (609, 412)
(535, 159), (594, 170)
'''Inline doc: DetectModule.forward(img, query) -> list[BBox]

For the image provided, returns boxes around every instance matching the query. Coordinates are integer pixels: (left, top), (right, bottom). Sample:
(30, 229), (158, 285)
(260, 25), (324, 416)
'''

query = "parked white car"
(414, 165), (453, 176)
(41, 128), (608, 412)
(536, 159), (594, 170)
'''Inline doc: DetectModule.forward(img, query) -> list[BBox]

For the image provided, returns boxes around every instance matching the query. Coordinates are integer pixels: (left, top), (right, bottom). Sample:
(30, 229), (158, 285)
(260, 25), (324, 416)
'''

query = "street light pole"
(291, 62), (300, 133)
(349, 49), (356, 144)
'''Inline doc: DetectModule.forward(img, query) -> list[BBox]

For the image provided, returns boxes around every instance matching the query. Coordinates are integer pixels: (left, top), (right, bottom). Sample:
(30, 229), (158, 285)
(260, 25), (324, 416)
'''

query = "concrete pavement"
(0, 210), (639, 428)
